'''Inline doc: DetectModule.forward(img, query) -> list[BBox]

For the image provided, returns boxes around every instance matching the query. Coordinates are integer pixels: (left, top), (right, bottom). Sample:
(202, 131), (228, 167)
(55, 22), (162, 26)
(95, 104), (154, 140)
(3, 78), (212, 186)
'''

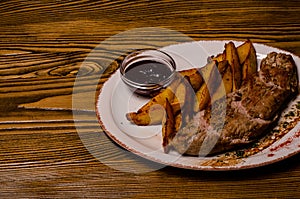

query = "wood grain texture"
(0, 0), (300, 198)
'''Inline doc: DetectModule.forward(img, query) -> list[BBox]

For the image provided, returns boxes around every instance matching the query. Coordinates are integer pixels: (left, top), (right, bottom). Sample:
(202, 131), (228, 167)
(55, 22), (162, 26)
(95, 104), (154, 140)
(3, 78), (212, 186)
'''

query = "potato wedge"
(126, 77), (181, 125)
(162, 76), (194, 152)
(199, 61), (218, 82)
(162, 99), (175, 152)
(216, 59), (228, 74)
(212, 61), (232, 102)
(219, 60), (232, 94)
(170, 101), (181, 115)
(174, 112), (182, 132)
(173, 80), (187, 106)
(180, 76), (195, 125)
(126, 104), (165, 126)
(179, 68), (203, 91)
(237, 40), (252, 65)
(212, 52), (225, 62)
(208, 61), (226, 93)
(194, 83), (210, 112)
(225, 42), (242, 91)
(242, 43), (258, 80)
(169, 76), (196, 126)
(194, 61), (218, 112)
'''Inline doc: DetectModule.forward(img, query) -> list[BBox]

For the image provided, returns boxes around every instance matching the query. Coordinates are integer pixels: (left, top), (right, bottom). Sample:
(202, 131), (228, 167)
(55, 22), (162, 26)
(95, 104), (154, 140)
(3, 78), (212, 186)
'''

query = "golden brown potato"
(179, 68), (203, 91)
(199, 61), (217, 82)
(242, 42), (258, 80)
(180, 77), (195, 125)
(126, 104), (165, 126)
(219, 60), (233, 94)
(174, 112), (182, 133)
(163, 77), (195, 152)
(225, 42), (242, 91)
(173, 80), (187, 106)
(212, 52), (225, 63)
(169, 76), (196, 126)
(170, 101), (181, 115)
(216, 59), (228, 74)
(237, 40), (252, 65)
(162, 99), (175, 153)
(194, 83), (210, 112)
(126, 77), (181, 125)
(212, 61), (233, 102)
(193, 61), (218, 112)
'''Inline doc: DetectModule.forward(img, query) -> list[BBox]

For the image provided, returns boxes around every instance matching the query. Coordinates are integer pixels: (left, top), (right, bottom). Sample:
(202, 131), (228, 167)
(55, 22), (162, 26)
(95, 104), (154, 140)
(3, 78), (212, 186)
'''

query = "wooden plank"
(0, 0), (299, 198)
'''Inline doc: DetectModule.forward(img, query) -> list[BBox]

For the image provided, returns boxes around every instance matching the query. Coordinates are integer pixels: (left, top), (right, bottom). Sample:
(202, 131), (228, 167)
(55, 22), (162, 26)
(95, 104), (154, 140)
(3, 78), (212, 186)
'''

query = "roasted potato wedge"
(193, 61), (218, 112)
(199, 61), (218, 82)
(163, 77), (194, 152)
(212, 61), (232, 102)
(212, 52), (225, 62)
(236, 40), (258, 80)
(237, 39), (252, 64)
(162, 99), (176, 152)
(170, 101), (181, 115)
(126, 77), (181, 125)
(180, 77), (195, 125)
(174, 112), (182, 132)
(170, 76), (195, 126)
(126, 104), (165, 126)
(194, 83), (210, 112)
(179, 68), (203, 91)
(242, 42), (258, 80)
(173, 80), (187, 106)
(218, 60), (232, 94)
(225, 42), (242, 91)
(216, 59), (228, 74)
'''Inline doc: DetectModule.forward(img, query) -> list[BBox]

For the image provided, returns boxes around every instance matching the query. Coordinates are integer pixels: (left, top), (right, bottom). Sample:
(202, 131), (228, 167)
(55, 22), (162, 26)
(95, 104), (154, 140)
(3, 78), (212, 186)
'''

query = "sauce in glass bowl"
(120, 49), (176, 96)
(124, 60), (173, 84)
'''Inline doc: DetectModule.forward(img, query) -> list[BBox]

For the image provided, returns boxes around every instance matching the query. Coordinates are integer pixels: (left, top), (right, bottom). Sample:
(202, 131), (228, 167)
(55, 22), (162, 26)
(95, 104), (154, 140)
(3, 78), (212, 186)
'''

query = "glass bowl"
(120, 49), (176, 96)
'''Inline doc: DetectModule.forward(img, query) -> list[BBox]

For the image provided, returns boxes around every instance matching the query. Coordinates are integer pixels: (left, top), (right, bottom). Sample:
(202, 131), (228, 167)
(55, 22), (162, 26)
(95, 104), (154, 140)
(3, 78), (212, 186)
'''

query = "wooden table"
(1, 1), (299, 198)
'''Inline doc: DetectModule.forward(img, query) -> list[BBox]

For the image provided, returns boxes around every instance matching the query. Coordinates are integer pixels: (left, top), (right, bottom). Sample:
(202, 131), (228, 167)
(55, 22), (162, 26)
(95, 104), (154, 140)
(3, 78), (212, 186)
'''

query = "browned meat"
(169, 52), (299, 156)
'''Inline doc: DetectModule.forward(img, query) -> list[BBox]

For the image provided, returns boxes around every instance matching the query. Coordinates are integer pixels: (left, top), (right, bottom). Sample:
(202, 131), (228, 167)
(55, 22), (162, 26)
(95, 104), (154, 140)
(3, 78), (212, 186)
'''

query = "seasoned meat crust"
(169, 52), (299, 156)
(241, 52), (298, 120)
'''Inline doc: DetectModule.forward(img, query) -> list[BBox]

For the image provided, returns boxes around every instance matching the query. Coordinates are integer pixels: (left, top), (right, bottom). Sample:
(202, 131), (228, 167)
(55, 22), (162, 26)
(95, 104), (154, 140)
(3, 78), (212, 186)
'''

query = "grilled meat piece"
(169, 52), (298, 156)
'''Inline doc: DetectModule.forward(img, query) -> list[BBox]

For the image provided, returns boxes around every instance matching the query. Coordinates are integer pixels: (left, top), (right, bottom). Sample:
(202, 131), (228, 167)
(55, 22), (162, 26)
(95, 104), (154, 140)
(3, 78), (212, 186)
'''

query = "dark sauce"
(124, 60), (173, 84)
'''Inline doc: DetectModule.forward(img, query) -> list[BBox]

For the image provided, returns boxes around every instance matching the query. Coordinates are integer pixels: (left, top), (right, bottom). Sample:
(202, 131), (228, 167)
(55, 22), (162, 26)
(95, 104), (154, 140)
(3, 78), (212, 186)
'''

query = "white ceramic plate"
(96, 40), (300, 170)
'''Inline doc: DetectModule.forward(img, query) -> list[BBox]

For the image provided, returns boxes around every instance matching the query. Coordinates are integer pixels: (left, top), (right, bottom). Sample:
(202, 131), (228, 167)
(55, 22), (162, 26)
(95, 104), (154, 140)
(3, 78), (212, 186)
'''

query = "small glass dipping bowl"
(120, 49), (176, 96)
